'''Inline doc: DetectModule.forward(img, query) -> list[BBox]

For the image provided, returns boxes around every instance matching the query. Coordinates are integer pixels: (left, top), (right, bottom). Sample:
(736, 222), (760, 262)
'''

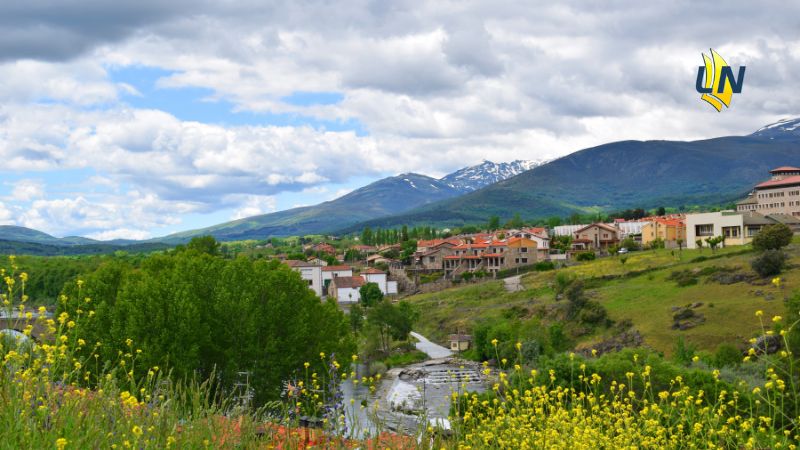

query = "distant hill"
(0, 226), (171, 256)
(0, 225), (102, 246)
(158, 173), (463, 242)
(341, 121), (800, 231)
(158, 161), (539, 242)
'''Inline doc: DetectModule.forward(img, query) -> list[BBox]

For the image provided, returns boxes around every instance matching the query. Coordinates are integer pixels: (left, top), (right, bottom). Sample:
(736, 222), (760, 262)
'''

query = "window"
(695, 224), (714, 236)
(515, 258), (519, 264)
(603, 233), (608, 238)
(521, 258), (528, 263)
(520, 247), (528, 253)
(722, 226), (740, 238)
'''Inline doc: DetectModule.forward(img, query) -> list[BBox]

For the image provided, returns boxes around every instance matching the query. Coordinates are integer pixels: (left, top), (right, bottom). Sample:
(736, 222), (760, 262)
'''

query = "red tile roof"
(285, 260), (316, 267)
(362, 268), (386, 274)
(333, 276), (365, 289)
(755, 175), (800, 189)
(482, 253), (505, 257)
(575, 223), (617, 234)
(322, 265), (353, 272)
(452, 243), (489, 249)
(443, 255), (462, 260)
(770, 166), (800, 173)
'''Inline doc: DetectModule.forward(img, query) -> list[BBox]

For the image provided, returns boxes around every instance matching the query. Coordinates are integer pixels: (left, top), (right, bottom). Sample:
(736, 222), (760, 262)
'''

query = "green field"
(405, 242), (794, 355)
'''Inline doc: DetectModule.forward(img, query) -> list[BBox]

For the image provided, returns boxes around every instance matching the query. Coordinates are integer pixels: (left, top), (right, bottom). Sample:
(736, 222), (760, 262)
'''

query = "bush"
(750, 249), (787, 277)
(578, 300), (610, 326)
(534, 261), (555, 271)
(576, 252), (596, 261)
(752, 223), (793, 251)
(712, 343), (742, 368)
(667, 269), (698, 287)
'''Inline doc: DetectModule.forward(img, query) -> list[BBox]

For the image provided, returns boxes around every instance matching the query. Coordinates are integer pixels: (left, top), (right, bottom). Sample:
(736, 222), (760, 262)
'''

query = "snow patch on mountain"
(439, 159), (548, 192)
(752, 118), (800, 138)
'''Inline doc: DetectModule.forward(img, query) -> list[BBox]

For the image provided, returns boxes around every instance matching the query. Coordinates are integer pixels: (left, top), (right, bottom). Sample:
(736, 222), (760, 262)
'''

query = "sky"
(1, 1), (799, 240)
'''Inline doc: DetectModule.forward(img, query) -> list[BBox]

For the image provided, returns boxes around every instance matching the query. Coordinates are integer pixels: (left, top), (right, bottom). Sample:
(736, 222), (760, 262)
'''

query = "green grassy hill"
(406, 241), (795, 356)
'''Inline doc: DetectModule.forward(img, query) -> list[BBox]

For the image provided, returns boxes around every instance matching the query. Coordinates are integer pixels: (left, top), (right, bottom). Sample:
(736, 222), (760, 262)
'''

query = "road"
(504, 275), (524, 292)
(410, 331), (453, 359)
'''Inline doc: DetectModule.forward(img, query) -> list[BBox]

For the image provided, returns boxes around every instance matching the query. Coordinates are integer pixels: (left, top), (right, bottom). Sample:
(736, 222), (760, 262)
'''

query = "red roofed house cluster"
(414, 228), (550, 278)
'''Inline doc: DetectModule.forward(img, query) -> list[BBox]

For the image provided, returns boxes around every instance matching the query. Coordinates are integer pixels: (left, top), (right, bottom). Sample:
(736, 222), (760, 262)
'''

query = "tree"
(619, 256), (628, 271)
(361, 226), (374, 245)
(656, 206), (666, 216)
(751, 249), (787, 277)
(359, 282), (384, 307)
(349, 303), (365, 332)
(509, 213), (524, 229)
(61, 252), (355, 405)
(186, 236), (221, 256)
(565, 281), (588, 318)
(752, 224), (793, 251)
(344, 249), (361, 262)
(705, 236), (724, 253)
(487, 215), (501, 231)
(365, 300), (418, 353)
(695, 239), (704, 251)
(676, 239), (684, 254)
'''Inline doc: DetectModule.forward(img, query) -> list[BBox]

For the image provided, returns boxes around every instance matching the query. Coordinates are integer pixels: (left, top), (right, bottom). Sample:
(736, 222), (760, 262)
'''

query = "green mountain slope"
(159, 173), (464, 242)
(343, 134), (800, 230)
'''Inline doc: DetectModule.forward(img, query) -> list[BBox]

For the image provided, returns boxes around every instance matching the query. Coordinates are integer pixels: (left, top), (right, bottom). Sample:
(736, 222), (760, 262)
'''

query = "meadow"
(407, 241), (791, 356)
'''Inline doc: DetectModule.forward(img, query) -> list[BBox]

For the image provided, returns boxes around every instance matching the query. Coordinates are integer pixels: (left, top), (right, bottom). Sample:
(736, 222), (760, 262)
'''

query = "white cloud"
(10, 179), (45, 201)
(87, 228), (152, 241)
(230, 195), (277, 220)
(16, 191), (200, 238)
(0, 1), (799, 237)
(0, 201), (13, 225)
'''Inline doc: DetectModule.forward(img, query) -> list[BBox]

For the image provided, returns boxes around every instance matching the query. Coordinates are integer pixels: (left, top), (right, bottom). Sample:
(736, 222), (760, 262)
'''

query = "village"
(276, 166), (800, 306)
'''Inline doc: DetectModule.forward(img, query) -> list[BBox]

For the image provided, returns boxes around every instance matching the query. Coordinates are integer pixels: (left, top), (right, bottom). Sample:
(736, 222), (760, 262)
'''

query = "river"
(340, 332), (486, 439)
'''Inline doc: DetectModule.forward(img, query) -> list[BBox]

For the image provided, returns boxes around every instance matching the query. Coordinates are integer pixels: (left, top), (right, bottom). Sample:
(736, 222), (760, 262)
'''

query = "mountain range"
(1, 118), (800, 252)
(344, 123), (800, 231)
(0, 160), (539, 249)
(157, 160), (542, 243)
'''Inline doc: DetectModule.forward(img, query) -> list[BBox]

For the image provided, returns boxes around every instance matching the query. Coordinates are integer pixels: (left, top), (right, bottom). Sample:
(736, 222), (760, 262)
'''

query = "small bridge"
(0, 312), (52, 342)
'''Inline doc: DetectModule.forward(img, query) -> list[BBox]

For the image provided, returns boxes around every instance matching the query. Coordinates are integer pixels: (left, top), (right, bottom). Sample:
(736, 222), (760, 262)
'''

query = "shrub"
(750, 249), (787, 277)
(712, 343), (742, 368)
(667, 269), (698, 287)
(576, 252), (596, 261)
(578, 300), (610, 326)
(752, 223), (793, 251)
(534, 260), (555, 271)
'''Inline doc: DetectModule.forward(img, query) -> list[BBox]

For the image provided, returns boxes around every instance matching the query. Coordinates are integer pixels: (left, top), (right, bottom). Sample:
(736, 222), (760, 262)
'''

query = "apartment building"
(737, 166), (800, 216)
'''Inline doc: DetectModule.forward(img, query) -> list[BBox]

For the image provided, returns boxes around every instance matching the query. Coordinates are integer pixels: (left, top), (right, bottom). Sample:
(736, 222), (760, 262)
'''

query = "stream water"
(341, 358), (486, 439)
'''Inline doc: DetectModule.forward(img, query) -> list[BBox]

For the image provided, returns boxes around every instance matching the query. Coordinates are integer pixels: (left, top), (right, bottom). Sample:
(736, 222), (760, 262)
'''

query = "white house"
(285, 260), (324, 297)
(553, 224), (585, 236)
(362, 268), (398, 295)
(322, 265), (354, 297)
(322, 265), (353, 283)
(685, 211), (746, 249)
(329, 276), (365, 303)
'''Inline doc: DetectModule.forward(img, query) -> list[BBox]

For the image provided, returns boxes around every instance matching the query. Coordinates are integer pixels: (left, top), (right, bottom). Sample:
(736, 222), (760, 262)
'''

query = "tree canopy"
(60, 251), (355, 404)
